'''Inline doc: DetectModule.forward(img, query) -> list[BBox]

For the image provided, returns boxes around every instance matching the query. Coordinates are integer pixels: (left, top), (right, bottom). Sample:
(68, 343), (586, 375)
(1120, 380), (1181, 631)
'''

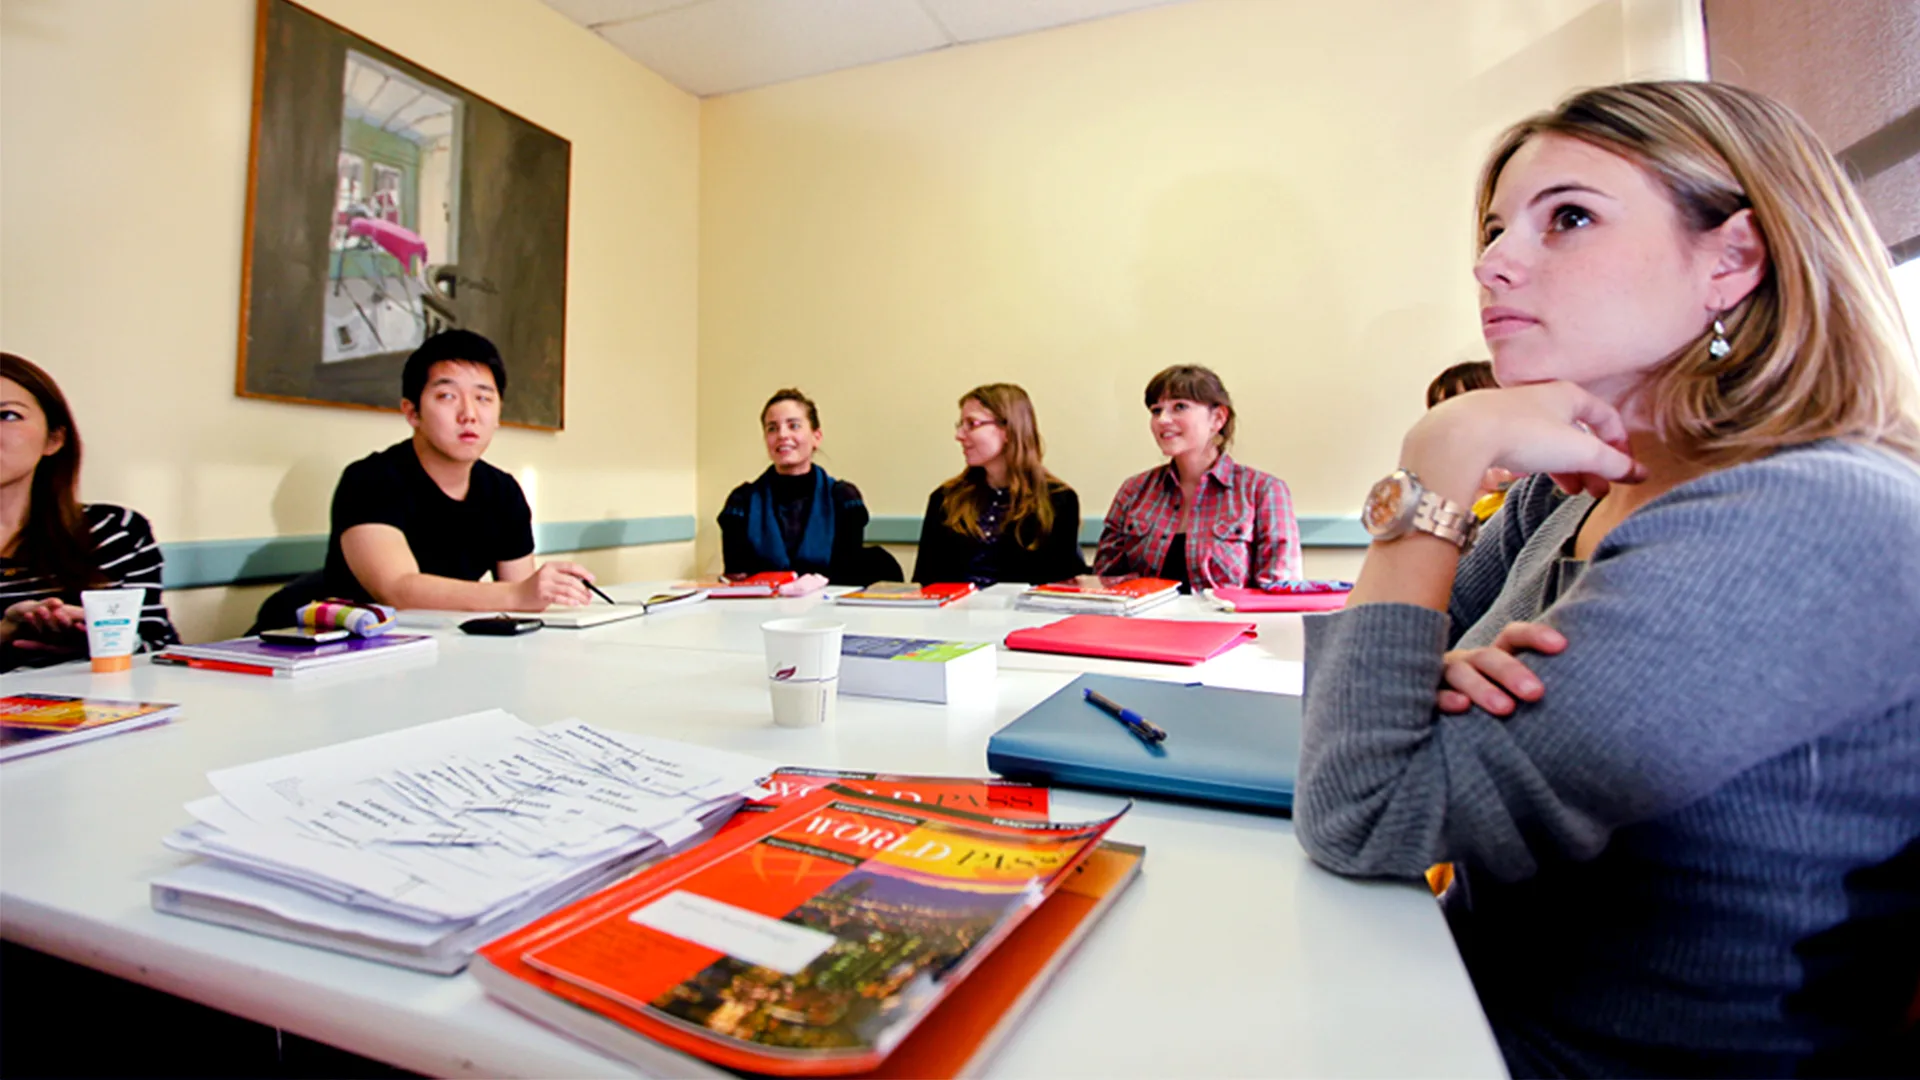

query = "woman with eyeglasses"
(911, 384), (1088, 586)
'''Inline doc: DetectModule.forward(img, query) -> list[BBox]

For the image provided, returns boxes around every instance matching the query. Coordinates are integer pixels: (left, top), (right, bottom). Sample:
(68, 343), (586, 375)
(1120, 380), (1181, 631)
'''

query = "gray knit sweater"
(1299, 440), (1920, 1078)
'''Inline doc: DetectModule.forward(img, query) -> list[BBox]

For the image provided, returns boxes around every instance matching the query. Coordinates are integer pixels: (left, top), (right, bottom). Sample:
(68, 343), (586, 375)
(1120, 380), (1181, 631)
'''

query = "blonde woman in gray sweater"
(1298, 82), (1920, 1077)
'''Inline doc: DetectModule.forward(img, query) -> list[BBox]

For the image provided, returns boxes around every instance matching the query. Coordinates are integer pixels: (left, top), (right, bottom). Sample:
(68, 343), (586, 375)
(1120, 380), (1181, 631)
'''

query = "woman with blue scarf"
(719, 389), (870, 583)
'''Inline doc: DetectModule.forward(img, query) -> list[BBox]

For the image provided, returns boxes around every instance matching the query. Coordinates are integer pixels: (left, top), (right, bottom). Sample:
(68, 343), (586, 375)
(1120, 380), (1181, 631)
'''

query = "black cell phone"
(459, 616), (544, 636)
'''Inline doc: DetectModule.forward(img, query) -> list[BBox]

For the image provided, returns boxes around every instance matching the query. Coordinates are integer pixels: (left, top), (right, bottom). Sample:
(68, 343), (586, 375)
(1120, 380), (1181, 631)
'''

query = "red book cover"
(681, 571), (800, 597)
(474, 836), (1146, 1080)
(477, 786), (1121, 1076)
(1028, 575), (1179, 599)
(1003, 614), (1256, 665)
(711, 768), (1051, 843)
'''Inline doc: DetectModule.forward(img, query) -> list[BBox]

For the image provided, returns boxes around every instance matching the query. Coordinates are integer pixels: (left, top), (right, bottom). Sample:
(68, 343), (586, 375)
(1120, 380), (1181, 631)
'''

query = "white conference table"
(0, 586), (1506, 1078)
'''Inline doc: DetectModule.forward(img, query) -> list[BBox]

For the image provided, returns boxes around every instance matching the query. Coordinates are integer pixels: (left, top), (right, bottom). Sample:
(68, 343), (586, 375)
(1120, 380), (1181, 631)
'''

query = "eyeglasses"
(955, 418), (1002, 433)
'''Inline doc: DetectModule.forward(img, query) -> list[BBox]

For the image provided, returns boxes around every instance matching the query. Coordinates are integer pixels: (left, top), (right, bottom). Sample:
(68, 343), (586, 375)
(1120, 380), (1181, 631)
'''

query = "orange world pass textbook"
(474, 785), (1128, 1076)
(0, 692), (179, 762)
(711, 767), (1053, 842)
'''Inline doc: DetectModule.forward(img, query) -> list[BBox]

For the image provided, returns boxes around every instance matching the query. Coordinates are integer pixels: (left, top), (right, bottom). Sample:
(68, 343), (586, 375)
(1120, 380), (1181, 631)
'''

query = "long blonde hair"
(940, 383), (1062, 549)
(1477, 81), (1920, 464)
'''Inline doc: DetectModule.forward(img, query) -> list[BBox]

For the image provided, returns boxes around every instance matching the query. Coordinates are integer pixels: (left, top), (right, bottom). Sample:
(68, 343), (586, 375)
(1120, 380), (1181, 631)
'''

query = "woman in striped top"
(1, 353), (178, 671)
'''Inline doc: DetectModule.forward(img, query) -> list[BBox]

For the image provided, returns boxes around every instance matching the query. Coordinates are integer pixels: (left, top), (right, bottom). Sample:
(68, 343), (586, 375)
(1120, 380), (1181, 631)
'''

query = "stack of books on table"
(473, 777), (1141, 1078)
(154, 632), (436, 677)
(834, 581), (977, 607)
(840, 634), (996, 704)
(1014, 575), (1181, 616)
(149, 709), (776, 974)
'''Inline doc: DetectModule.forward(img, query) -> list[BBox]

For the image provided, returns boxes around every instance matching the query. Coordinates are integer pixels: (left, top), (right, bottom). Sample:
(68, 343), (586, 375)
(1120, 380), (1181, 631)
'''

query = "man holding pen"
(320, 330), (595, 611)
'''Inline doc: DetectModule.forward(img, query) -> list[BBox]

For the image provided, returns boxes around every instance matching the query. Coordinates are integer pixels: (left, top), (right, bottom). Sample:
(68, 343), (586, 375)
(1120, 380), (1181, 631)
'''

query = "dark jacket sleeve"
(826, 480), (871, 585)
(911, 488), (960, 584)
(718, 484), (758, 576)
(1035, 486), (1089, 582)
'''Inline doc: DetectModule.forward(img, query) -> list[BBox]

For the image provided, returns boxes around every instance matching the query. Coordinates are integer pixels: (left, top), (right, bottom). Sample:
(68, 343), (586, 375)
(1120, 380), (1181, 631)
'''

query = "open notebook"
(396, 589), (705, 630)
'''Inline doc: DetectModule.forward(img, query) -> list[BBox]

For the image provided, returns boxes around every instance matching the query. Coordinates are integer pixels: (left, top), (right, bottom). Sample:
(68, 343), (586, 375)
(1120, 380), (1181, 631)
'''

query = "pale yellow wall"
(1, 0), (703, 628)
(696, 0), (1704, 574)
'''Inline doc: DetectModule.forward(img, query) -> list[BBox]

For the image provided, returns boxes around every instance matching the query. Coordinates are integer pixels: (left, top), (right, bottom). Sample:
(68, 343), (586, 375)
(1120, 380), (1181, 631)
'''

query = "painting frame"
(234, 0), (571, 430)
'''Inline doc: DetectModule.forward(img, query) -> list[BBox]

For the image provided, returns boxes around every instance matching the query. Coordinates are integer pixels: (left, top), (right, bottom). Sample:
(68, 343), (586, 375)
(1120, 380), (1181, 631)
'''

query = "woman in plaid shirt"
(1093, 365), (1301, 590)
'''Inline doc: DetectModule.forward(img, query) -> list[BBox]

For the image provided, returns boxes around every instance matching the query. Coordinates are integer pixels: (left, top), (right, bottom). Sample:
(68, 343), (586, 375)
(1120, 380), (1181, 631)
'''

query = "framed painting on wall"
(236, 0), (570, 429)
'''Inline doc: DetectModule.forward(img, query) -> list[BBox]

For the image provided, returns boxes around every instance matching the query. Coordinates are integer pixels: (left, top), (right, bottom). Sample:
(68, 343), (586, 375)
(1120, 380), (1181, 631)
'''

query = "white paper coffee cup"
(761, 617), (844, 682)
(768, 676), (839, 728)
(762, 618), (844, 728)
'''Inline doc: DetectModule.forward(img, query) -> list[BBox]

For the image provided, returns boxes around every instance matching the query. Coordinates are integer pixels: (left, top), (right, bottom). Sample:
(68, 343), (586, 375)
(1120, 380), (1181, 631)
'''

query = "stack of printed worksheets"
(150, 709), (775, 974)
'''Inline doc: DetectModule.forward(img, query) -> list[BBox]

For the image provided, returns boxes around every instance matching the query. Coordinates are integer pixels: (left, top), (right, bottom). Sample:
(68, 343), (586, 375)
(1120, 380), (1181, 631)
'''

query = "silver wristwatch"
(1361, 468), (1478, 550)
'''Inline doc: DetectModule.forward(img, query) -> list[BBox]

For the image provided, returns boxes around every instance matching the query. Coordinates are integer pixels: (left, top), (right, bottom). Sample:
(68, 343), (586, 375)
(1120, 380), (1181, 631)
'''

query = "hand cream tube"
(81, 588), (145, 673)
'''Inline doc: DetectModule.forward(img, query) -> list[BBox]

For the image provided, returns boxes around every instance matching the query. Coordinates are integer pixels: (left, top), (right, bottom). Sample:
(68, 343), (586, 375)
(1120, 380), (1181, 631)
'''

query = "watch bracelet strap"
(1413, 489), (1478, 549)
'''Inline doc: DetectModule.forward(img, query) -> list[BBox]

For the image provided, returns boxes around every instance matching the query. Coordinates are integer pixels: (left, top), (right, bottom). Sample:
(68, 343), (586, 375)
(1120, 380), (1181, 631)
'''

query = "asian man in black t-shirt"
(320, 331), (596, 611)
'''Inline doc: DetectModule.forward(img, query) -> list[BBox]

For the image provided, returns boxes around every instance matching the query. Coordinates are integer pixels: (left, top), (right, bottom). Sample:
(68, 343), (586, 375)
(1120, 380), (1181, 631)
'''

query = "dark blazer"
(911, 480), (1088, 586)
(718, 471), (870, 584)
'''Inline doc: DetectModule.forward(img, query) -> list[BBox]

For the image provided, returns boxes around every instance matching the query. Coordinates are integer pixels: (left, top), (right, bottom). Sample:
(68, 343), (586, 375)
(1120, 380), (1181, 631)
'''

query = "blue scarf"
(746, 465), (837, 572)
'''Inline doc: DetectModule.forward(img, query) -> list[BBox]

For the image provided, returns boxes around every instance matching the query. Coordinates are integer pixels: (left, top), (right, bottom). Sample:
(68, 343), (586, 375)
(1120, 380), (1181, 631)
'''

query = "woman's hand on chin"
(1401, 380), (1646, 504)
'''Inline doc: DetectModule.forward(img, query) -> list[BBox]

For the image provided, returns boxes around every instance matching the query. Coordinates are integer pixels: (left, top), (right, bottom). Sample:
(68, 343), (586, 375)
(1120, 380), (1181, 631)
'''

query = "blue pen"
(1084, 688), (1169, 745)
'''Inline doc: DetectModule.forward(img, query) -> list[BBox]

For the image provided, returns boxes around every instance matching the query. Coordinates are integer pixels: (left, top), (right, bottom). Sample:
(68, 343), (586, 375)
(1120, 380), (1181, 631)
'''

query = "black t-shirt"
(322, 440), (535, 603)
(1161, 532), (1191, 593)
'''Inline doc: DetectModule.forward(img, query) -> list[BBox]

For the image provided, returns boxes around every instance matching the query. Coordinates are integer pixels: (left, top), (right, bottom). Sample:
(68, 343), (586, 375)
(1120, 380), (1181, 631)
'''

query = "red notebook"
(1206, 586), (1350, 613)
(1003, 615), (1256, 665)
(1027, 575), (1179, 599)
(680, 571), (799, 598)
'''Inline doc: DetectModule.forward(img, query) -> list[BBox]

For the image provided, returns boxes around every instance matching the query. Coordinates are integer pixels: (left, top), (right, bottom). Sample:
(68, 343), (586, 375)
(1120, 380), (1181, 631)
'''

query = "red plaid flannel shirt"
(1092, 452), (1301, 588)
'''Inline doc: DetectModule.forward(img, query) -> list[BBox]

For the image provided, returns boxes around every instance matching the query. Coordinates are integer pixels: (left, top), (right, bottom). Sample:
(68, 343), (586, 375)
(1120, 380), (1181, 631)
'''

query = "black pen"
(584, 579), (618, 605)
(1084, 688), (1169, 745)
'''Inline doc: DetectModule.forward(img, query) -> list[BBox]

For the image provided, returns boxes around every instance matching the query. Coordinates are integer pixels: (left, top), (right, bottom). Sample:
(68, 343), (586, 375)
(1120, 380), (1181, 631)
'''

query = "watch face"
(1363, 471), (1414, 538)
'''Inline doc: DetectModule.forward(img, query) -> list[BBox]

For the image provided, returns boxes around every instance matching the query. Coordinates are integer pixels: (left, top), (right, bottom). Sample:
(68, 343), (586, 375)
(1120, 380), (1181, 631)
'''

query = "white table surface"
(0, 588), (1505, 1078)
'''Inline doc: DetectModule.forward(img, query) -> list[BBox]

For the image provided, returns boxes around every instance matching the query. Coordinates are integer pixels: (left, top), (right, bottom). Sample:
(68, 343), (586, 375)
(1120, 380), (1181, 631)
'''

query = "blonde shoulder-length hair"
(1476, 80), (1920, 465)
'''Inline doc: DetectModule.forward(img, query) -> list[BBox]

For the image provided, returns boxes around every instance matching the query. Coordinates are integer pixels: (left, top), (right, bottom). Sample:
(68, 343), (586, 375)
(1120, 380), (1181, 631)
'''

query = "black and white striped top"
(0, 503), (180, 670)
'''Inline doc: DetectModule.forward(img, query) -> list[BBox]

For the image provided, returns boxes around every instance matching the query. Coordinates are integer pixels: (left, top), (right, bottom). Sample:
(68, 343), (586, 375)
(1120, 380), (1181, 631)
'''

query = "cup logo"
(773, 664), (798, 681)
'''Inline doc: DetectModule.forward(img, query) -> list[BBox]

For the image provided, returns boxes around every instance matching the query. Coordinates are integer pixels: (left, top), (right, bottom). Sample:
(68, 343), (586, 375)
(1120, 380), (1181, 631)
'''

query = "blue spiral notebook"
(986, 673), (1301, 812)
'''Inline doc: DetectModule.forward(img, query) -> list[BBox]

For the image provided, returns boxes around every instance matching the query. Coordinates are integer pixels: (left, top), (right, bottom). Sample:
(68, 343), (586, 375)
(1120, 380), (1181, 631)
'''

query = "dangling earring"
(1708, 314), (1731, 358)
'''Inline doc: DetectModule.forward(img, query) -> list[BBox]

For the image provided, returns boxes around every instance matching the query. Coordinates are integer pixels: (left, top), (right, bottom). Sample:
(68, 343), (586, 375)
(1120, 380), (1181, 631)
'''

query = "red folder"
(1003, 615), (1257, 665)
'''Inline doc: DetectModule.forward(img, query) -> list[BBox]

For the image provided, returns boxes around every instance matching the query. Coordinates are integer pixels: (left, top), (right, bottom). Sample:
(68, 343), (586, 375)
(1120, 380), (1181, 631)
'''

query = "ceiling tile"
(540, 0), (704, 30)
(598, 0), (951, 96)
(921, 0), (1179, 44)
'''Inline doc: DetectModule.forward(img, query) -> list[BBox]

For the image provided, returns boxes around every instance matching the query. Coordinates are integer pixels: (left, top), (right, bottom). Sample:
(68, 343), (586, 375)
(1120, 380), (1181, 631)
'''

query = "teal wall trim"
(159, 515), (697, 590)
(863, 514), (1368, 548)
(162, 535), (330, 590)
(863, 516), (926, 544)
(1296, 516), (1371, 547)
